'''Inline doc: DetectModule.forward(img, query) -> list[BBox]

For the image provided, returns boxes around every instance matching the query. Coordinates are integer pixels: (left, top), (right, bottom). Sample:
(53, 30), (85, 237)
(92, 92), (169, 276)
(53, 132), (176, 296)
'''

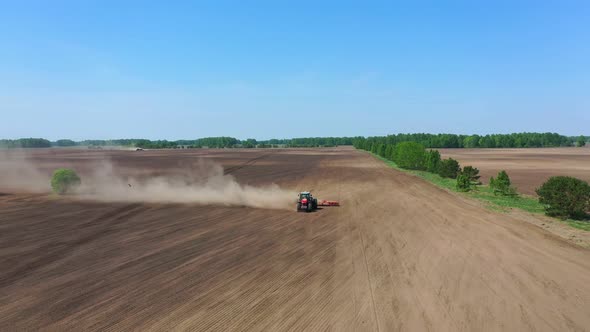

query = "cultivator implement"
(318, 200), (340, 206)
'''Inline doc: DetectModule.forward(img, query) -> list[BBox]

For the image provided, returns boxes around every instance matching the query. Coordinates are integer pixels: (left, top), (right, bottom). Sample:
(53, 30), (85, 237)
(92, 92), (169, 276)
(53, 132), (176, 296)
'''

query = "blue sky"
(1, 0), (589, 140)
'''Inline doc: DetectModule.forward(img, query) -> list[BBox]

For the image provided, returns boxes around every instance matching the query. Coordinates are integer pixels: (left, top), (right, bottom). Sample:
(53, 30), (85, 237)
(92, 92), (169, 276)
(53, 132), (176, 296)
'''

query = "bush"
(394, 142), (426, 170)
(51, 168), (81, 195)
(456, 174), (473, 191)
(438, 158), (461, 178)
(461, 166), (481, 184)
(536, 176), (590, 219)
(577, 136), (586, 147)
(424, 150), (442, 173)
(489, 170), (516, 196)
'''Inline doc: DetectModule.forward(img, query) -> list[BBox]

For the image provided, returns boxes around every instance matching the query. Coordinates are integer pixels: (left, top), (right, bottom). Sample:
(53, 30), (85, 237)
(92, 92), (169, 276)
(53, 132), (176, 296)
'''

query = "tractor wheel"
(297, 203), (301, 211)
(307, 204), (312, 212)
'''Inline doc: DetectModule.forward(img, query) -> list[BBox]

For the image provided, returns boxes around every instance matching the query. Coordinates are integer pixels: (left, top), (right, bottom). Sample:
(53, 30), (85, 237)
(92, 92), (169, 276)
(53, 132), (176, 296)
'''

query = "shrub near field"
(51, 169), (81, 195)
(438, 158), (461, 179)
(456, 166), (481, 192)
(536, 176), (590, 220)
(490, 171), (517, 196)
(461, 166), (481, 184)
(456, 174), (472, 191)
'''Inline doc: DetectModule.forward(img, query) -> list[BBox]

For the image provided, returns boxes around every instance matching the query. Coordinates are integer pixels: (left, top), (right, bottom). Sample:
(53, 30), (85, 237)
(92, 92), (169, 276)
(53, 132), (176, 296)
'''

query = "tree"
(424, 150), (442, 173)
(370, 143), (378, 154)
(577, 136), (586, 147)
(438, 158), (461, 178)
(490, 170), (516, 196)
(55, 139), (77, 147)
(456, 174), (473, 191)
(479, 135), (496, 148)
(394, 142), (426, 170)
(385, 144), (395, 161)
(461, 166), (481, 184)
(244, 138), (258, 148)
(51, 168), (81, 195)
(536, 176), (590, 219)
(242, 139), (256, 148)
(463, 135), (480, 148)
(377, 143), (386, 157)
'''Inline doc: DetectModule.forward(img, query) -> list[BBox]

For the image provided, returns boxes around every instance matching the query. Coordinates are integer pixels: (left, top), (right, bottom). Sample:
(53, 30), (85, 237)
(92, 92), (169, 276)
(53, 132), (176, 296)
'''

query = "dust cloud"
(0, 151), (295, 210)
(78, 159), (295, 209)
(0, 150), (49, 192)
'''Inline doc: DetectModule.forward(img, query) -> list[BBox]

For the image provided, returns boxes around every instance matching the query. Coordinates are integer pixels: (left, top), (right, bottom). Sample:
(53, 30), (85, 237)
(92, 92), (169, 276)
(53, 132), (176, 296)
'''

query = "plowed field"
(1, 147), (589, 331)
(439, 147), (590, 195)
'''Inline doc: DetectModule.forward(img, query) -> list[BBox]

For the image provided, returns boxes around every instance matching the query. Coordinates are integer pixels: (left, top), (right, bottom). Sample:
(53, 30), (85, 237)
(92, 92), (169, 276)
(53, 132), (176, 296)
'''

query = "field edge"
(362, 151), (590, 247)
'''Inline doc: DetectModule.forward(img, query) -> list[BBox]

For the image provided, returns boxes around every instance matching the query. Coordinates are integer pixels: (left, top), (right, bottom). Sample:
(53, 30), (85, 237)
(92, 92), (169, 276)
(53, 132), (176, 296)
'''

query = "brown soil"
(1, 147), (589, 331)
(439, 147), (590, 195)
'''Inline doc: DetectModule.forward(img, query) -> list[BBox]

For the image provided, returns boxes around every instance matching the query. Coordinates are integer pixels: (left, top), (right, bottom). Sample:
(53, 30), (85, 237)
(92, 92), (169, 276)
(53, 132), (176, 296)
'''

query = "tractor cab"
(299, 192), (312, 200)
(297, 191), (317, 212)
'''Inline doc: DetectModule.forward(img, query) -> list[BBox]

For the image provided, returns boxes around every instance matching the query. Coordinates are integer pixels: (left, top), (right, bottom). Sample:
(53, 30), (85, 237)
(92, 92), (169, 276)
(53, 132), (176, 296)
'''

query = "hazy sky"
(1, 1), (589, 140)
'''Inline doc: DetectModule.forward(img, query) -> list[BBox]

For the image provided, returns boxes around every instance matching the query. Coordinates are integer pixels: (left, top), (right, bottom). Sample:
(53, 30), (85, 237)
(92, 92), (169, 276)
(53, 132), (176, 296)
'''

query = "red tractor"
(297, 191), (340, 212)
(297, 191), (317, 212)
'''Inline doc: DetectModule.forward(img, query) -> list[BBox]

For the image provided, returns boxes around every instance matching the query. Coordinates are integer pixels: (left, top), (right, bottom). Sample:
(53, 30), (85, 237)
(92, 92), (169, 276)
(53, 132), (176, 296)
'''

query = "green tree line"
(0, 137), (358, 149)
(354, 132), (576, 149)
(0, 138), (52, 148)
(1, 133), (585, 149)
